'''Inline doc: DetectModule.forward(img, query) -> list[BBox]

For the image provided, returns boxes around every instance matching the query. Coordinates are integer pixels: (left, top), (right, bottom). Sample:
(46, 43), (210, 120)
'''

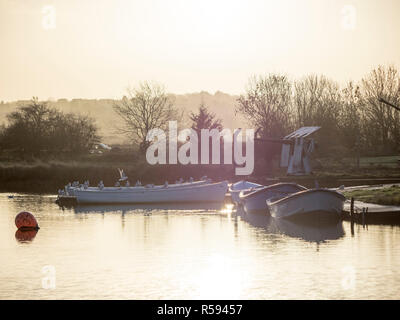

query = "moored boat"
(229, 180), (263, 204)
(65, 179), (209, 196)
(73, 180), (229, 204)
(239, 183), (307, 214)
(267, 189), (345, 220)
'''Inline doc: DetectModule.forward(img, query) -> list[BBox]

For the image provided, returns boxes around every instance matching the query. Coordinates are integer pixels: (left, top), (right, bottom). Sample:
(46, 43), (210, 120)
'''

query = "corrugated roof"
(284, 126), (321, 139)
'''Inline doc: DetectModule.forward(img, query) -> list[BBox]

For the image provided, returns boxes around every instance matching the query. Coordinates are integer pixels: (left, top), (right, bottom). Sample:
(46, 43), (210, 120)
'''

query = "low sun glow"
(191, 254), (247, 299)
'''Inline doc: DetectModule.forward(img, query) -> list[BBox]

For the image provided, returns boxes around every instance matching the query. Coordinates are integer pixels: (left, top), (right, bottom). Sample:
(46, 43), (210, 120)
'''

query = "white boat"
(74, 180), (228, 204)
(229, 180), (263, 204)
(239, 183), (307, 213)
(267, 189), (345, 220)
(65, 179), (209, 197)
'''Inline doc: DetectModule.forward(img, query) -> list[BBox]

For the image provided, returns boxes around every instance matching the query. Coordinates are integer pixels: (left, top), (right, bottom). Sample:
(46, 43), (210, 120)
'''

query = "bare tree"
(236, 74), (293, 138)
(113, 81), (181, 151)
(294, 75), (342, 128)
(378, 97), (400, 112)
(293, 75), (343, 155)
(338, 81), (363, 165)
(360, 65), (400, 153)
(339, 81), (362, 147)
(235, 74), (293, 174)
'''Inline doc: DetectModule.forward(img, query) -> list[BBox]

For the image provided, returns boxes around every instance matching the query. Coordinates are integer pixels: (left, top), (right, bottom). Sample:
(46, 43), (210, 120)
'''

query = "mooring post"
(350, 197), (354, 220)
(362, 207), (365, 228)
(350, 197), (355, 236)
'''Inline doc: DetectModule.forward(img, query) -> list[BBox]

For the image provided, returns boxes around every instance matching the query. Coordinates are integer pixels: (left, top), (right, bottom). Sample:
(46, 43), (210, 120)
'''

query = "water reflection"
(15, 229), (38, 243)
(271, 219), (345, 243)
(236, 206), (345, 243)
(2, 194), (400, 299)
(73, 202), (225, 215)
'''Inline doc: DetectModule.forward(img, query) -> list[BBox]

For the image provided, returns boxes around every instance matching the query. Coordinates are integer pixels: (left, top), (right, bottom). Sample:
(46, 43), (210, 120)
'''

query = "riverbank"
(342, 185), (400, 206)
(1, 158), (400, 194)
(0, 160), (235, 193)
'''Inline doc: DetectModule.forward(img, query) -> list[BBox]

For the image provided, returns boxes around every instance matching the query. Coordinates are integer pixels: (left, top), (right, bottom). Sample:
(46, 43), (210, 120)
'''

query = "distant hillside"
(0, 92), (246, 144)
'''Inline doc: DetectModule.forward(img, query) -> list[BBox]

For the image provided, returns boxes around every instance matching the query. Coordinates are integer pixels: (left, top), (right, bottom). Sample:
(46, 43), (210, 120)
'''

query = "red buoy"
(15, 211), (39, 230)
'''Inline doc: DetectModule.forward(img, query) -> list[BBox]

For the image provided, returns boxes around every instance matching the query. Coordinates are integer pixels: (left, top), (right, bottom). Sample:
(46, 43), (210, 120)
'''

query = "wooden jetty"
(342, 198), (400, 224)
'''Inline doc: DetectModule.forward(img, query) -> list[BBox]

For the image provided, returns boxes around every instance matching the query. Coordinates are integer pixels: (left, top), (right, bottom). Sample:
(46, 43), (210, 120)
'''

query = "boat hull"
(230, 190), (241, 204)
(74, 181), (228, 204)
(229, 181), (263, 204)
(239, 183), (307, 214)
(268, 189), (345, 220)
(66, 180), (208, 197)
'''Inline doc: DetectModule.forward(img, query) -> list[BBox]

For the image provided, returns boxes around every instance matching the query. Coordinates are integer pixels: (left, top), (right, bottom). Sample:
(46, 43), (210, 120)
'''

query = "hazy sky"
(1, 0), (400, 101)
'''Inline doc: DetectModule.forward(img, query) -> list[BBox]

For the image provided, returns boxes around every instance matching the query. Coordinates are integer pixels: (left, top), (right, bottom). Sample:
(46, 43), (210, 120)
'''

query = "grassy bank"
(1, 153), (399, 194)
(343, 185), (400, 206)
(0, 160), (236, 194)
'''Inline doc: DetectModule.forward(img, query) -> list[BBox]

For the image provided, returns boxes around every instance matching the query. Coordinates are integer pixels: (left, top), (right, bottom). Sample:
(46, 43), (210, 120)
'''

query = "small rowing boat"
(229, 180), (263, 204)
(239, 183), (307, 213)
(267, 189), (345, 220)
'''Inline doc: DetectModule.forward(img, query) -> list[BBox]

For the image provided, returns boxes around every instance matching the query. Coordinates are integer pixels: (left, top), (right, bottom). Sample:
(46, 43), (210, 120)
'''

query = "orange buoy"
(15, 211), (39, 230)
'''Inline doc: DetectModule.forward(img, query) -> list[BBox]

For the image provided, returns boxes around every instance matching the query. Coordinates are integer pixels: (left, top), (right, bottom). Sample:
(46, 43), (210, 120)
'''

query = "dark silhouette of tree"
(189, 103), (223, 135)
(189, 104), (223, 164)
(236, 74), (293, 174)
(236, 74), (293, 139)
(0, 97), (99, 157)
(113, 81), (181, 152)
(360, 65), (400, 154)
(339, 81), (362, 152)
(293, 75), (343, 156)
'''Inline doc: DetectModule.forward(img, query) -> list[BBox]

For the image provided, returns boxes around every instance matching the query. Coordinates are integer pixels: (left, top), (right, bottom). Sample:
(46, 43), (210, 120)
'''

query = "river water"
(1, 193), (399, 299)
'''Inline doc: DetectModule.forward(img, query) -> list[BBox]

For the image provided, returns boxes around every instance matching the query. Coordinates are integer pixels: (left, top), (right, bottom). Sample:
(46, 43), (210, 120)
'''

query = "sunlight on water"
(0, 194), (399, 299)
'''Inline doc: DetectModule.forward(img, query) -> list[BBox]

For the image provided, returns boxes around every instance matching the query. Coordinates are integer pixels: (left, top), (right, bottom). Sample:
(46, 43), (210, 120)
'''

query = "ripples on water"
(0, 193), (399, 299)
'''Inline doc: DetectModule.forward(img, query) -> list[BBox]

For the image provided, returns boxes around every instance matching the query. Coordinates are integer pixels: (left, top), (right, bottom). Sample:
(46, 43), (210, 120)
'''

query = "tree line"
(236, 65), (400, 157)
(0, 97), (99, 158)
(1, 64), (399, 161)
(113, 65), (400, 159)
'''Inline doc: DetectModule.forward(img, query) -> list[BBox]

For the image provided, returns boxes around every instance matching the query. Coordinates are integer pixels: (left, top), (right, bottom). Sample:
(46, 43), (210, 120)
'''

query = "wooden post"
(362, 207), (365, 228)
(350, 197), (354, 220)
(350, 197), (355, 236)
